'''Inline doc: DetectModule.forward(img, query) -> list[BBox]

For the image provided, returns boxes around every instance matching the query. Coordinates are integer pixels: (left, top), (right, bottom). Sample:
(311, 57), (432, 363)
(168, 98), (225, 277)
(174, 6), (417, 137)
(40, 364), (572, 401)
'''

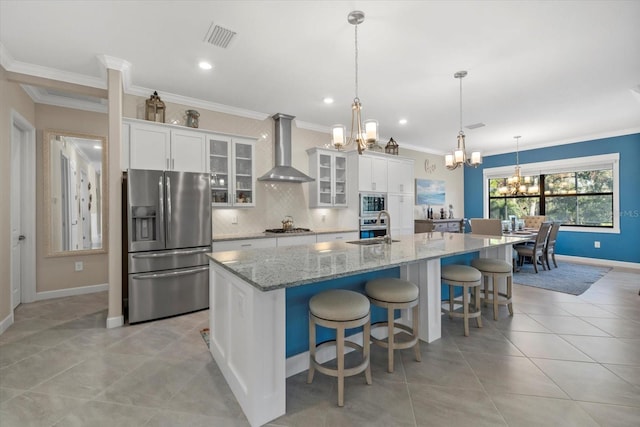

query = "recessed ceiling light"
(199, 61), (213, 70)
(399, 119), (407, 125)
(323, 97), (334, 104)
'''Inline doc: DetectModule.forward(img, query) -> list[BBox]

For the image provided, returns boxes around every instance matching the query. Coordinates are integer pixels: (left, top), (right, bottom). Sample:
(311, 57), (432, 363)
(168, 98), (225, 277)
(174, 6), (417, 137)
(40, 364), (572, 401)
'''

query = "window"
(483, 154), (619, 233)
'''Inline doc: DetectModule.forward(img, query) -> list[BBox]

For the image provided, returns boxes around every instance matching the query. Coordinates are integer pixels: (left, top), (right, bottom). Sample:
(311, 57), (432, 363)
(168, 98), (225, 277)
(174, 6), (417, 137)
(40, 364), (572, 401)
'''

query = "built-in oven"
(359, 217), (388, 239)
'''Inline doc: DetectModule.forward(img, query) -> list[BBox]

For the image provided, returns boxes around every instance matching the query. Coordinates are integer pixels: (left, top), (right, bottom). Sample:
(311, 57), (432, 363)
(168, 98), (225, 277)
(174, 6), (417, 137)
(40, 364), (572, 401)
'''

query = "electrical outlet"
(75, 261), (83, 271)
(594, 241), (600, 248)
(321, 214), (326, 222)
(231, 216), (238, 224)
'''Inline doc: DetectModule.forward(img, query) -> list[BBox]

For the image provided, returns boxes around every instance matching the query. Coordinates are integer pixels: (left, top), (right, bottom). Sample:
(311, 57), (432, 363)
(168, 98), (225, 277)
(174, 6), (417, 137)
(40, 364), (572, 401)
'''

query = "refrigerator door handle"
(166, 176), (172, 244)
(131, 265), (209, 280)
(158, 175), (165, 245)
(131, 248), (210, 259)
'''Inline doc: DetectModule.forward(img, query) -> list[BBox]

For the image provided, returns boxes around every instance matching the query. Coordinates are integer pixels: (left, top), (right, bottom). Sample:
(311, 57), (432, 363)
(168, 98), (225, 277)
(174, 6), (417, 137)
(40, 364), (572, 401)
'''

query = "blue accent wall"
(464, 133), (640, 263)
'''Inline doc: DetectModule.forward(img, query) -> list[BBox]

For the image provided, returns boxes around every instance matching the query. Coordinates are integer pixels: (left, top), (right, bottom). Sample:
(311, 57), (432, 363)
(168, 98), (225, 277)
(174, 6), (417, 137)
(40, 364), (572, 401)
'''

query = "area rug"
(201, 328), (210, 348)
(513, 262), (611, 295)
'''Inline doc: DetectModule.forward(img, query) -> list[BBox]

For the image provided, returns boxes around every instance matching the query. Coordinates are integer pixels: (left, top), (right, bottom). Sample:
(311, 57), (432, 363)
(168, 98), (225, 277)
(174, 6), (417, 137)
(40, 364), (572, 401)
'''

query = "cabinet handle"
(240, 244), (252, 247)
(171, 158), (175, 169)
(400, 184), (404, 193)
(166, 158), (169, 170)
(372, 182), (376, 191)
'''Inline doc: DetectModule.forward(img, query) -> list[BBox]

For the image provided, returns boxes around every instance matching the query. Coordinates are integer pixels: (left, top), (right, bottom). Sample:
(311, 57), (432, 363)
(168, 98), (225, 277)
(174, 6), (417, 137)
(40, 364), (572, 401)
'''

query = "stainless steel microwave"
(360, 193), (386, 217)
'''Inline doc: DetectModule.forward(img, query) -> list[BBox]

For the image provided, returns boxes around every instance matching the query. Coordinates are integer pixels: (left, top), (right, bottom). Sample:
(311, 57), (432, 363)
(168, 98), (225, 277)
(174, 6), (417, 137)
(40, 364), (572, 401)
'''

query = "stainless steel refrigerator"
(126, 169), (211, 324)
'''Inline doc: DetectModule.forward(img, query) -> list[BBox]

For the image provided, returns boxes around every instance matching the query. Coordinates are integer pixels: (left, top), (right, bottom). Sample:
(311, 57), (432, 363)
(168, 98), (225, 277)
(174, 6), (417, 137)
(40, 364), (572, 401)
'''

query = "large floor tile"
(553, 302), (620, 318)
(561, 335), (640, 365)
(490, 392), (598, 427)
(0, 341), (47, 369)
(402, 348), (483, 389)
(52, 400), (157, 427)
(532, 358), (640, 407)
(502, 331), (592, 361)
(449, 327), (524, 357)
(578, 401), (640, 427)
(464, 352), (568, 398)
(604, 364), (640, 387)
(147, 410), (251, 427)
(528, 314), (611, 336)
(581, 316), (640, 339)
(409, 384), (507, 426)
(0, 388), (23, 404)
(0, 391), (87, 427)
(489, 313), (552, 333)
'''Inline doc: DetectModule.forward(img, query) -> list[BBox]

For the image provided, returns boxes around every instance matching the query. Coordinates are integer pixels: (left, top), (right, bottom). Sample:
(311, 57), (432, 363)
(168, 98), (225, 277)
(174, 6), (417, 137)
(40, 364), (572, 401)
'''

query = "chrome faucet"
(376, 210), (392, 244)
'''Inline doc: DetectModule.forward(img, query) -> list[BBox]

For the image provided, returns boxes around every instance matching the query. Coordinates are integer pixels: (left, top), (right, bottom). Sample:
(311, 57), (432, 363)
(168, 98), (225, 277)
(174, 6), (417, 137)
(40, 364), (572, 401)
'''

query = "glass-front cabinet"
(209, 135), (256, 207)
(307, 147), (347, 208)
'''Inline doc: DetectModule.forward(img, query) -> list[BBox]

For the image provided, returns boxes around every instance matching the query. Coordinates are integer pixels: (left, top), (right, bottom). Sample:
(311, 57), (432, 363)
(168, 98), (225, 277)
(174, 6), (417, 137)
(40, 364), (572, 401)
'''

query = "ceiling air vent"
(203, 22), (236, 48)
(465, 122), (486, 130)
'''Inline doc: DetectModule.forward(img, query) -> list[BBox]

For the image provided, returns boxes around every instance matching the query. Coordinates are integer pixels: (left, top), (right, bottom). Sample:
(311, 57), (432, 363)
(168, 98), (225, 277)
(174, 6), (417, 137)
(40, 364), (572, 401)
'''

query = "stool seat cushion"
(309, 290), (370, 321)
(471, 258), (512, 274)
(365, 278), (419, 303)
(441, 264), (481, 282)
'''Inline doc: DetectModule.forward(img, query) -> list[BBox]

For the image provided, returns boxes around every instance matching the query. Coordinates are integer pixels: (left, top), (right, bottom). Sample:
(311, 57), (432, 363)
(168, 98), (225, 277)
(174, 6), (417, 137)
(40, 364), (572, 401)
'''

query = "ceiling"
(2, 1), (639, 156)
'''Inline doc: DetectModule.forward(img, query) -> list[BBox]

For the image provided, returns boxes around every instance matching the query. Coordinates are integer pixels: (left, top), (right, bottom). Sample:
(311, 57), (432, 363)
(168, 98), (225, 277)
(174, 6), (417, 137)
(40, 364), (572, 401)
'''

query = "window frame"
(482, 153), (620, 234)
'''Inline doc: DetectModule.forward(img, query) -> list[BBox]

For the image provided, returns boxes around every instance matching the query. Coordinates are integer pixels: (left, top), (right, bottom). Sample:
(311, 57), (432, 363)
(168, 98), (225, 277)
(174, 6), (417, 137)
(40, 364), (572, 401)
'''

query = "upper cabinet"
(352, 152), (388, 193)
(307, 147), (348, 208)
(387, 157), (414, 194)
(209, 135), (256, 208)
(124, 119), (207, 173)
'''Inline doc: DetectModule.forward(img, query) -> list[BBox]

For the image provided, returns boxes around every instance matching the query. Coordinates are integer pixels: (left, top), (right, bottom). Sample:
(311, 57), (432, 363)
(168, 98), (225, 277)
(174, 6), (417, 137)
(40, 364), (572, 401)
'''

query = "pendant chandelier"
(445, 71), (481, 170)
(331, 10), (378, 154)
(498, 136), (539, 195)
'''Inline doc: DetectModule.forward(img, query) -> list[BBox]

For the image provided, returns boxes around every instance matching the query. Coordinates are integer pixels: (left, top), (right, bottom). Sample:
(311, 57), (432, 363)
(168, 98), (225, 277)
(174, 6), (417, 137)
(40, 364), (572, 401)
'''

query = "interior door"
(10, 123), (22, 308)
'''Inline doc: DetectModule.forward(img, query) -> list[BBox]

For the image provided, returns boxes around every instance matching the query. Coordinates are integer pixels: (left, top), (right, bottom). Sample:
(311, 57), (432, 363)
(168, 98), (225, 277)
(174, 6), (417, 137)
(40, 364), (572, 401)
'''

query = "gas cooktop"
(265, 228), (311, 234)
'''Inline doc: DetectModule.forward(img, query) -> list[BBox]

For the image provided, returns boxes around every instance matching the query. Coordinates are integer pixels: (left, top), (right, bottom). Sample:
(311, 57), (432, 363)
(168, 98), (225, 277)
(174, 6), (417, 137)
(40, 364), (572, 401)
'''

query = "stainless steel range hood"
(258, 113), (314, 183)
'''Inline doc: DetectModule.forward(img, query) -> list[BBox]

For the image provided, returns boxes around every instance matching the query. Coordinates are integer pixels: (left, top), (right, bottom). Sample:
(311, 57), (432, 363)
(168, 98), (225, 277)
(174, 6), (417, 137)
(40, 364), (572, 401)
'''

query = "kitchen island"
(207, 232), (528, 427)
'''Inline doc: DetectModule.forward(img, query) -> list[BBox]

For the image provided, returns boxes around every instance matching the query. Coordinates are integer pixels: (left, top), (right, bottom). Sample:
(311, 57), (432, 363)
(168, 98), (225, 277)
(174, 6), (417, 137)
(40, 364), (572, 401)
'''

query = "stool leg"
(475, 286), (483, 329)
(337, 325), (345, 407)
(507, 275), (514, 316)
(412, 304), (421, 362)
(483, 275), (489, 307)
(449, 285), (454, 319)
(364, 319), (372, 385)
(387, 306), (395, 373)
(463, 285), (470, 336)
(492, 275), (499, 321)
(307, 313), (316, 384)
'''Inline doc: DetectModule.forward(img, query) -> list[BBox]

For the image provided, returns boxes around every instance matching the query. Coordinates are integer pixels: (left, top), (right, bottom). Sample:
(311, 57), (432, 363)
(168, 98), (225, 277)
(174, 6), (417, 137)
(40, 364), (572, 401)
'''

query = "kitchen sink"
(346, 238), (400, 246)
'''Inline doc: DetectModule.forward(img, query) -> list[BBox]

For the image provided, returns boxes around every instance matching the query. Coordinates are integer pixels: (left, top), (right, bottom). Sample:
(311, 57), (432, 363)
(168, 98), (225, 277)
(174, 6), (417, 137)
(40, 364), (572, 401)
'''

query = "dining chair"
(469, 219), (503, 236)
(522, 215), (547, 230)
(515, 221), (552, 273)
(544, 221), (561, 268)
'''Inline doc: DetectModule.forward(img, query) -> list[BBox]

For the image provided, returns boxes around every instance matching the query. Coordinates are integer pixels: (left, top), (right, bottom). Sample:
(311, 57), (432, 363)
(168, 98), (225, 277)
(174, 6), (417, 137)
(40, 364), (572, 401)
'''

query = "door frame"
(10, 110), (36, 305)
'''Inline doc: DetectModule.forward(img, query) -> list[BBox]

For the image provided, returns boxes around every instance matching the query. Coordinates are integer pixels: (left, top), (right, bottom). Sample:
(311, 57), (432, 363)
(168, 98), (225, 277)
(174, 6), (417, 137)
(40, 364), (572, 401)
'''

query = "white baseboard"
(106, 315), (124, 329)
(34, 283), (109, 301)
(555, 255), (640, 270)
(0, 311), (14, 335)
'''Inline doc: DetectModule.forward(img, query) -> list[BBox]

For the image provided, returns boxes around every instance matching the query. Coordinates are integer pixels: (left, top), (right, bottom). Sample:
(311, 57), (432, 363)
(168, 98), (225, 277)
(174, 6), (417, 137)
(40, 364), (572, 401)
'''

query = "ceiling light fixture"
(498, 136), (539, 195)
(323, 97), (334, 104)
(445, 71), (481, 170)
(331, 10), (378, 154)
(399, 119), (408, 125)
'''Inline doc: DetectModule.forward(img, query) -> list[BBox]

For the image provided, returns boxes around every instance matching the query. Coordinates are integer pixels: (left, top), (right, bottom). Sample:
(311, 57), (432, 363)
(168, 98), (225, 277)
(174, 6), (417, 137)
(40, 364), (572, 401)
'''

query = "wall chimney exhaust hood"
(258, 113), (314, 183)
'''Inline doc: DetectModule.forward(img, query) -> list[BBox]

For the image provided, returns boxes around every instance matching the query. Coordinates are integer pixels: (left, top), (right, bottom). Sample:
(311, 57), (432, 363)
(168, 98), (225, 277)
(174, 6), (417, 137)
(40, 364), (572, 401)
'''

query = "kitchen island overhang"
(207, 232), (528, 427)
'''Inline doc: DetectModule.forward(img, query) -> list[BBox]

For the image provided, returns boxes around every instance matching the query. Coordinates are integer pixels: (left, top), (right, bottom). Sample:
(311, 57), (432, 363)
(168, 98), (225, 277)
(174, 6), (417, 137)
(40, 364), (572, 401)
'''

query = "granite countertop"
(208, 232), (530, 291)
(212, 228), (359, 242)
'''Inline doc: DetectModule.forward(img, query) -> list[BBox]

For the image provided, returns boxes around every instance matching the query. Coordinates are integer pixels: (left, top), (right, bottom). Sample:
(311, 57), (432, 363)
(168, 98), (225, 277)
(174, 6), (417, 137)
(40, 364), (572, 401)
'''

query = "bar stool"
(441, 264), (483, 336)
(365, 278), (421, 373)
(471, 258), (513, 320)
(307, 289), (372, 407)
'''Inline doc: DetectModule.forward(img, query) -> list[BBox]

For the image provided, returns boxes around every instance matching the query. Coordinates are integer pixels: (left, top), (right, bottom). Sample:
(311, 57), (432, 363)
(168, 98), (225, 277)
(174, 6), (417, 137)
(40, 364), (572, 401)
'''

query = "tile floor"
(1, 267), (639, 426)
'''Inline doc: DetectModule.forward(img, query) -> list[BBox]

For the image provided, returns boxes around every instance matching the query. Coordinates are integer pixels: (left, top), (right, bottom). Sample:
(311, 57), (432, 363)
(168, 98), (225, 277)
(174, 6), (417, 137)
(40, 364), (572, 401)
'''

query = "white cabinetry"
(307, 148), (348, 208)
(209, 136), (256, 208)
(387, 158), (414, 194)
(316, 231), (359, 242)
(276, 235), (317, 247)
(356, 153), (388, 192)
(388, 193), (415, 236)
(126, 119), (207, 173)
(211, 238), (276, 252)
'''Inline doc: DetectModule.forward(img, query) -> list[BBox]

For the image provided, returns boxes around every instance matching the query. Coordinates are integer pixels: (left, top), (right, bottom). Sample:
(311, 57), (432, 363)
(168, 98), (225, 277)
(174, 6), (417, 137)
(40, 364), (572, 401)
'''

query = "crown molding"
(294, 120), (330, 133)
(21, 85), (108, 114)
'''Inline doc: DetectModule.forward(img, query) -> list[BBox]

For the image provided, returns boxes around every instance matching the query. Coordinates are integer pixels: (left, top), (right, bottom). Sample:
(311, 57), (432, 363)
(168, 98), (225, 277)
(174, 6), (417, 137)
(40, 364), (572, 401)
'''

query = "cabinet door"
(371, 157), (388, 192)
(387, 159), (413, 194)
(333, 154), (348, 206)
(317, 152), (333, 206)
(232, 139), (255, 207)
(129, 123), (170, 170)
(209, 136), (232, 206)
(170, 129), (207, 173)
(358, 156), (373, 192)
(388, 193), (414, 236)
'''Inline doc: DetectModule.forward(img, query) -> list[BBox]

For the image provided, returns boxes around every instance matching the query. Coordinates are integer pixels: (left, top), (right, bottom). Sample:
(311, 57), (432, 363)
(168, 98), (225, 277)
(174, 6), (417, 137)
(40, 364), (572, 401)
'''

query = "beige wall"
(35, 104), (109, 292)
(0, 70), (36, 324)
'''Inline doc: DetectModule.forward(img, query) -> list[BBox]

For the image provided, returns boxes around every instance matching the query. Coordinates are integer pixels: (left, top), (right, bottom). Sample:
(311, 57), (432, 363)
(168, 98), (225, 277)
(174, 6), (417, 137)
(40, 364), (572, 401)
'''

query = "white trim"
(483, 153), (620, 234)
(294, 120), (330, 134)
(21, 84), (108, 114)
(106, 315), (124, 329)
(34, 283), (108, 301)
(555, 255), (640, 270)
(0, 312), (14, 335)
(10, 110), (37, 304)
